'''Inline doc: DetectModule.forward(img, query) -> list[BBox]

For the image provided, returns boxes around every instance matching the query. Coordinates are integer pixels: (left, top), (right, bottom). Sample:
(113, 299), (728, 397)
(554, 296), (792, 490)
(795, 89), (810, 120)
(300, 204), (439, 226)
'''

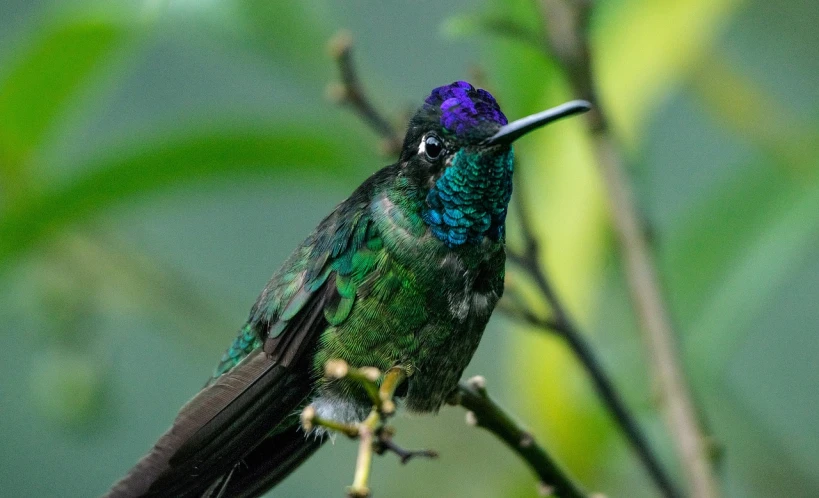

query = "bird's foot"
(300, 360), (436, 498)
(373, 425), (438, 464)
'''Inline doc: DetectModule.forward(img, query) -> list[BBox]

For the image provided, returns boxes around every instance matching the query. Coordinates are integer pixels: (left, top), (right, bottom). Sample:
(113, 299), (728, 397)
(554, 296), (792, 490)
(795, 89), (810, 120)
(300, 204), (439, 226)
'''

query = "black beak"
(482, 100), (592, 146)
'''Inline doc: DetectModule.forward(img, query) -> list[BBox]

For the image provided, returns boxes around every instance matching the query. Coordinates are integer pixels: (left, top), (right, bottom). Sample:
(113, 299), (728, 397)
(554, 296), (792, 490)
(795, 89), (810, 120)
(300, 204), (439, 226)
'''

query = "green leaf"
(691, 177), (819, 374)
(690, 50), (819, 167)
(233, 0), (334, 82)
(0, 17), (130, 190)
(663, 162), (819, 379)
(594, 0), (747, 144)
(441, 13), (543, 51)
(0, 125), (366, 270)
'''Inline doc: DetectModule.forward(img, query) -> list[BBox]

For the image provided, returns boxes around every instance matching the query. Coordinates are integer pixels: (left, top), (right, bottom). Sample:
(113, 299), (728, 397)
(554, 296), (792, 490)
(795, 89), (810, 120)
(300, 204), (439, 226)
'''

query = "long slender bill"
(482, 100), (592, 146)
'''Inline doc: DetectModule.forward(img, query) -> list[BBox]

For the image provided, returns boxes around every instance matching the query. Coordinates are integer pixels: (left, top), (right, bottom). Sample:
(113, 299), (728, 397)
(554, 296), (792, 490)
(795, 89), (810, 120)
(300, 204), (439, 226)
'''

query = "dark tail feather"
(104, 352), (312, 498)
(213, 425), (326, 498)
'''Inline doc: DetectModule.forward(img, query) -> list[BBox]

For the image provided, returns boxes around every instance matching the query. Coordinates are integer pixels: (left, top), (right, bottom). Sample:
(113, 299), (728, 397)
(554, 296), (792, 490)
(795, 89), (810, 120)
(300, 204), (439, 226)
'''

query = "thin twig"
(349, 411), (378, 498)
(302, 361), (433, 497)
(508, 172), (680, 498)
(536, 0), (719, 496)
(466, 10), (683, 493)
(451, 376), (587, 498)
(327, 31), (403, 156)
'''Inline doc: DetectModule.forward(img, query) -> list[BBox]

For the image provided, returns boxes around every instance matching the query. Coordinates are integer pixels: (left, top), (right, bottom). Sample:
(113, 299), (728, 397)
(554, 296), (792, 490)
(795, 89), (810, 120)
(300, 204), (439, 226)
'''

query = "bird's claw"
(374, 426), (438, 464)
(300, 360), (435, 498)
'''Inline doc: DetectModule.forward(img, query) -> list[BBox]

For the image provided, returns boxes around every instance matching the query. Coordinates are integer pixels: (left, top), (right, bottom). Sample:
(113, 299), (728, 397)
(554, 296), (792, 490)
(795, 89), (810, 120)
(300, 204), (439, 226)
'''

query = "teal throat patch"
(422, 149), (514, 247)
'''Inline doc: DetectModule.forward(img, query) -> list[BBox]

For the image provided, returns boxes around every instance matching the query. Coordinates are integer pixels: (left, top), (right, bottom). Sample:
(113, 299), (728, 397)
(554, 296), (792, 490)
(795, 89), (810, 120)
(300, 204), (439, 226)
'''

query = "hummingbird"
(106, 81), (589, 498)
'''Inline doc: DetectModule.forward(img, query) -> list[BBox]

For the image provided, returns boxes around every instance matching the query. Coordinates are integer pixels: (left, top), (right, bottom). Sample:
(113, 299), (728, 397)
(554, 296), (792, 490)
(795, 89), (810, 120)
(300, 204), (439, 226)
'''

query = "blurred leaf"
(233, 0), (333, 82)
(690, 51), (818, 168)
(676, 166), (819, 379)
(43, 232), (237, 351)
(595, 0), (746, 144)
(0, 16), (131, 193)
(441, 13), (544, 52)
(30, 348), (107, 427)
(0, 125), (366, 270)
(664, 164), (800, 317)
(440, 14), (484, 39)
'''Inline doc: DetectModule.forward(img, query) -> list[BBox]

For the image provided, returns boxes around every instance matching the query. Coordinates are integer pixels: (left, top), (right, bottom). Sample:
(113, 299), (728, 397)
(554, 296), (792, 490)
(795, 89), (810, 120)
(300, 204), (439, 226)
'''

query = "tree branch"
(302, 361), (435, 498)
(535, 0), (719, 496)
(452, 376), (587, 498)
(320, 30), (678, 497)
(327, 31), (403, 156)
(507, 172), (681, 498)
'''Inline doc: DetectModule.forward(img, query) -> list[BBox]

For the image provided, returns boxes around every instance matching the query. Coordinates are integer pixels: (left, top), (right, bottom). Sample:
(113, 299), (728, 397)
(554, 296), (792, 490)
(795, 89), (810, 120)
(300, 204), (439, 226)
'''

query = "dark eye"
(424, 134), (444, 161)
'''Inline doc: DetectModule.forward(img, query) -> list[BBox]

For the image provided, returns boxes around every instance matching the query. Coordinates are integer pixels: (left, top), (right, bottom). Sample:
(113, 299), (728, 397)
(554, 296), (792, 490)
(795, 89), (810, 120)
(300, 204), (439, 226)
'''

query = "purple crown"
(424, 81), (508, 136)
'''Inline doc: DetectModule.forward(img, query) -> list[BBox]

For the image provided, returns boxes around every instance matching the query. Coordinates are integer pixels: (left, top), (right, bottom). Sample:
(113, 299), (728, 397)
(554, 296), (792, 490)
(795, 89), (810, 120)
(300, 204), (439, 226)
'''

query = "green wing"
(106, 168), (393, 498)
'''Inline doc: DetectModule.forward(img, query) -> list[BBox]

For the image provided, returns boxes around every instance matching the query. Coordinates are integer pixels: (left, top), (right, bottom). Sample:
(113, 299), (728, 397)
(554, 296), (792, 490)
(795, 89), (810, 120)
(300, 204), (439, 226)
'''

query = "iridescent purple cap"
(424, 81), (508, 136)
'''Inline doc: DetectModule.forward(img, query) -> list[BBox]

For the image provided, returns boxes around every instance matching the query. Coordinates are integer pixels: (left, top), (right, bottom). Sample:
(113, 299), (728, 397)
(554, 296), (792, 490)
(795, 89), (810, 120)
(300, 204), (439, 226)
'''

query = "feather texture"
(105, 351), (301, 497)
(106, 80), (521, 497)
(105, 169), (387, 498)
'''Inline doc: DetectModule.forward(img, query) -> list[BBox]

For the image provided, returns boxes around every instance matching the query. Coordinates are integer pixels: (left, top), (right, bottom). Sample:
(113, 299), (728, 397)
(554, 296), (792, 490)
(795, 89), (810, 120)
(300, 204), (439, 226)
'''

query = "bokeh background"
(1, 0), (816, 496)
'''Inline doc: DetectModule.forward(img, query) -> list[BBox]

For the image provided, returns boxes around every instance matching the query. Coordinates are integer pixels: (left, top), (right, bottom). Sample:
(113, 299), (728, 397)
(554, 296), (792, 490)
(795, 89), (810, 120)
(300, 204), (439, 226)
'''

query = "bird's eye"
(423, 134), (444, 161)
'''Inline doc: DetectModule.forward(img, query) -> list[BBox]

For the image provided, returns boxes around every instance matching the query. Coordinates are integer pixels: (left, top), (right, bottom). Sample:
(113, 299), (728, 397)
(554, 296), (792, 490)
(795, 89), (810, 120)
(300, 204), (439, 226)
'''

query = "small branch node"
(466, 375), (487, 395)
(380, 399), (396, 416)
(327, 29), (353, 58)
(538, 482), (556, 497)
(346, 486), (370, 498)
(324, 359), (350, 379)
(520, 431), (535, 448)
(359, 366), (381, 383)
(300, 405), (316, 432)
(457, 380), (586, 497)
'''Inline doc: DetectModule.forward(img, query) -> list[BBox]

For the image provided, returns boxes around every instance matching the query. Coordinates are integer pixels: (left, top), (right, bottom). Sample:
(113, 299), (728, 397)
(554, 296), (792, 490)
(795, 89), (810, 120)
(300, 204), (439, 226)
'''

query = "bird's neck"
(422, 149), (514, 247)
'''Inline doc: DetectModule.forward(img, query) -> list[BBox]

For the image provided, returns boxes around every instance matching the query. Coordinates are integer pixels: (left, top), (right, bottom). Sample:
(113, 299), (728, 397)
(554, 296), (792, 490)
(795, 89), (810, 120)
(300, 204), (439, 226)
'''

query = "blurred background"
(0, 0), (816, 496)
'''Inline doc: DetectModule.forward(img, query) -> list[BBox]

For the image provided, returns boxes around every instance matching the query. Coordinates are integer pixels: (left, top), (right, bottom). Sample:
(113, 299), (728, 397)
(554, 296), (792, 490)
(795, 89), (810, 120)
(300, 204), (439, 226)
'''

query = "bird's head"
(397, 81), (590, 247)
